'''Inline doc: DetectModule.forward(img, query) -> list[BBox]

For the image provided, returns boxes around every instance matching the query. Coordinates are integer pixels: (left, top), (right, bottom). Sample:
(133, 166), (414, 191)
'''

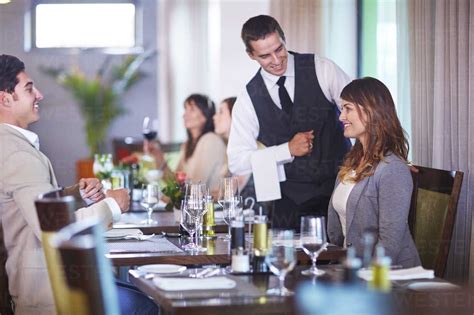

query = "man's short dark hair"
(0, 55), (25, 93)
(241, 15), (286, 53)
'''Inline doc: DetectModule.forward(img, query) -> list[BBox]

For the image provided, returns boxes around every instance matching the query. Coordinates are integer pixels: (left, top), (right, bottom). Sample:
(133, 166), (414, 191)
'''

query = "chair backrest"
(409, 165), (463, 277)
(0, 224), (13, 315)
(52, 219), (120, 315)
(35, 191), (76, 315)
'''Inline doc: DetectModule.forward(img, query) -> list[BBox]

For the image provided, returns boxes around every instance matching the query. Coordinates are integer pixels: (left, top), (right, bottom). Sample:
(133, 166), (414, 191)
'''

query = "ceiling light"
(0, 0), (12, 4)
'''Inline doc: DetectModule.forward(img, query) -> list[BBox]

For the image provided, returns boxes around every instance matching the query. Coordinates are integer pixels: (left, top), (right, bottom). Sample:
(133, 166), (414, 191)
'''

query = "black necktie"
(276, 76), (293, 114)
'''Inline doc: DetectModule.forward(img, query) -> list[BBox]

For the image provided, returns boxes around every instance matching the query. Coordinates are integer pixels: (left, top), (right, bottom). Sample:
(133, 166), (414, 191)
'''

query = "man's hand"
(79, 178), (105, 202)
(288, 130), (315, 157)
(106, 189), (130, 213)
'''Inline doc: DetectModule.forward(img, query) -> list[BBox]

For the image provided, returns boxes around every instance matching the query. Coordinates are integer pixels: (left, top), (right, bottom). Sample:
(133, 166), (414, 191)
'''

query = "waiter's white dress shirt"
(227, 53), (351, 177)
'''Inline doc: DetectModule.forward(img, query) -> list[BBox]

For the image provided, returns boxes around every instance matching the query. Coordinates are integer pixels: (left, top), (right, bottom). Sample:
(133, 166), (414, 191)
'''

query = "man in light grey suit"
(0, 54), (130, 314)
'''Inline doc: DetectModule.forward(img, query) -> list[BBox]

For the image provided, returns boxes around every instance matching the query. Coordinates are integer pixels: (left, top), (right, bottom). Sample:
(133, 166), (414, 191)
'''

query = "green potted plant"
(41, 50), (154, 157)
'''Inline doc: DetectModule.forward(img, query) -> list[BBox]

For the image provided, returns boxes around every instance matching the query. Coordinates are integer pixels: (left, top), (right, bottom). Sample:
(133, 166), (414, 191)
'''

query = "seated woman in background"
(145, 94), (226, 194)
(327, 77), (421, 268)
(213, 97), (270, 212)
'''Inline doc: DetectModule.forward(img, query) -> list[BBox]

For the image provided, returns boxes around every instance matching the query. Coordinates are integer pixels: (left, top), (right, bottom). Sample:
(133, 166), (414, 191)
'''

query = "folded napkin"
(251, 148), (282, 202)
(103, 228), (142, 239)
(358, 266), (435, 281)
(153, 276), (236, 291)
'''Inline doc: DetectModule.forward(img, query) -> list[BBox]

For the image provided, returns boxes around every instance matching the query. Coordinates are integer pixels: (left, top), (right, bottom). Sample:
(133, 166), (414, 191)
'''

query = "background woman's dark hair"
(0, 54), (25, 93)
(222, 97), (237, 116)
(184, 93), (216, 160)
(338, 77), (409, 182)
(241, 15), (285, 53)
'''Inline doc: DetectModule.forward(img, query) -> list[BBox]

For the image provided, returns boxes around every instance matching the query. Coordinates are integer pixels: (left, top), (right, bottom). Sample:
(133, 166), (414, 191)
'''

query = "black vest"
(246, 52), (350, 204)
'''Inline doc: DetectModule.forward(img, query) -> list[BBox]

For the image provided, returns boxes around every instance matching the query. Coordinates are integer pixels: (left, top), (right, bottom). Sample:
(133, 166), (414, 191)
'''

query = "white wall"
(0, 0), (157, 186)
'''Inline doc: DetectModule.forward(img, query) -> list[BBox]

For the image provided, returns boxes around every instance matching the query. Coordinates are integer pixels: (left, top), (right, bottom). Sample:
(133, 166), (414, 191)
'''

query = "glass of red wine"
(142, 116), (158, 140)
(300, 216), (328, 276)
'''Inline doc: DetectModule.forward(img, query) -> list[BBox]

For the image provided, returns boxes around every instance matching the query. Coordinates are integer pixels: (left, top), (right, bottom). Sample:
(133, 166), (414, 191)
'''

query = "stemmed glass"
(218, 177), (240, 240)
(140, 184), (159, 224)
(142, 116), (159, 140)
(180, 202), (197, 251)
(222, 196), (243, 241)
(300, 216), (328, 276)
(184, 183), (208, 252)
(266, 229), (297, 296)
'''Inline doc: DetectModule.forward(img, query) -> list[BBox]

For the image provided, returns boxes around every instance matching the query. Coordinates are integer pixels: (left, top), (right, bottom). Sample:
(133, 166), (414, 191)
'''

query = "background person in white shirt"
(227, 15), (352, 230)
(0, 54), (129, 314)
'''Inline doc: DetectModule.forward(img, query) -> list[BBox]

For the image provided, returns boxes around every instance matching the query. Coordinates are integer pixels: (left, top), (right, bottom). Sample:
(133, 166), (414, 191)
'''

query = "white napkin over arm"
(251, 143), (293, 202)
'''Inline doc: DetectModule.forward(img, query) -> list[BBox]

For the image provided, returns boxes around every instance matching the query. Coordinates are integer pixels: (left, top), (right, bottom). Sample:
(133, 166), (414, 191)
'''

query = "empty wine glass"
(218, 177), (240, 240)
(180, 203), (197, 251)
(142, 116), (159, 140)
(222, 196), (243, 241)
(185, 183), (208, 252)
(266, 229), (297, 296)
(140, 183), (159, 224)
(300, 216), (328, 276)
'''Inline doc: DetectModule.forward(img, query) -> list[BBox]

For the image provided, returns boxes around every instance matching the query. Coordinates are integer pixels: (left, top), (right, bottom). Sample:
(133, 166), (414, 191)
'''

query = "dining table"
(113, 207), (229, 234)
(106, 234), (347, 267)
(128, 265), (472, 315)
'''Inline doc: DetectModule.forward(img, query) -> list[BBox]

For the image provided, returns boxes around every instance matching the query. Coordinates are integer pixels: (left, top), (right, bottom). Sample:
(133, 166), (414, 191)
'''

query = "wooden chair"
(35, 191), (76, 315)
(52, 219), (120, 315)
(409, 165), (464, 277)
(0, 224), (13, 315)
(53, 219), (160, 315)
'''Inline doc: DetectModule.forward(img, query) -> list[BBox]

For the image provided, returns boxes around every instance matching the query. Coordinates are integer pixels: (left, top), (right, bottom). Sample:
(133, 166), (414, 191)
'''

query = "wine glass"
(266, 229), (297, 296)
(180, 203), (198, 251)
(218, 177), (240, 240)
(185, 183), (208, 252)
(222, 196), (243, 241)
(142, 116), (159, 140)
(300, 216), (328, 276)
(140, 183), (159, 224)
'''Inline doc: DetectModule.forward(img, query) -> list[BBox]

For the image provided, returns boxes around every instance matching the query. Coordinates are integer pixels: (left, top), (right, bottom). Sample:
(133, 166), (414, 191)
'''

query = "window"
(27, 1), (142, 53)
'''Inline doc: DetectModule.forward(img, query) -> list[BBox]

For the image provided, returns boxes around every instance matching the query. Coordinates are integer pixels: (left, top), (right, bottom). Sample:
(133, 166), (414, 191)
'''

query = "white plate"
(407, 281), (460, 292)
(104, 229), (142, 239)
(137, 264), (187, 274)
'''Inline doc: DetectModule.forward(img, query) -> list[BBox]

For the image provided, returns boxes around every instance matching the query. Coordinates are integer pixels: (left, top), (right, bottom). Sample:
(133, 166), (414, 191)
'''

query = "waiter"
(227, 15), (351, 230)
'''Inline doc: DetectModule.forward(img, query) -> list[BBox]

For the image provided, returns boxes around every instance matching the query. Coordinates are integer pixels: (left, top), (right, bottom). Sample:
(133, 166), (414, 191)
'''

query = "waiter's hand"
(289, 130), (314, 157)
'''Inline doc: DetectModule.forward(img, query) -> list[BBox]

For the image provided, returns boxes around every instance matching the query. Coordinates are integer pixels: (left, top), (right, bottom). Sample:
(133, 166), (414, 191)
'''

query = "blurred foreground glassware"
(266, 229), (296, 296)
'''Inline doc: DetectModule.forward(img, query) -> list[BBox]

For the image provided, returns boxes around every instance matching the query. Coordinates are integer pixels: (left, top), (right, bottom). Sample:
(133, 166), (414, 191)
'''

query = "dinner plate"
(103, 229), (142, 239)
(407, 281), (460, 292)
(137, 264), (187, 274)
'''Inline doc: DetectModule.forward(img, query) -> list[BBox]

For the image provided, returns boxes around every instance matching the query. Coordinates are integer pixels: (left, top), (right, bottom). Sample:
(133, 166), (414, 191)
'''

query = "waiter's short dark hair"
(0, 55), (25, 93)
(241, 15), (286, 53)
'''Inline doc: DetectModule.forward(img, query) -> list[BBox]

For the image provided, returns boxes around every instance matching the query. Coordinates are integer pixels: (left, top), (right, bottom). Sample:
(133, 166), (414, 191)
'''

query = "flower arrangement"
(161, 172), (187, 212)
(41, 50), (154, 157)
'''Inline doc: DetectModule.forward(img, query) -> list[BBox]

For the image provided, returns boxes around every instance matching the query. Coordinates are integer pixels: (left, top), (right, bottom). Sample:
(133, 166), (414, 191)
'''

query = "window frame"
(25, 0), (144, 54)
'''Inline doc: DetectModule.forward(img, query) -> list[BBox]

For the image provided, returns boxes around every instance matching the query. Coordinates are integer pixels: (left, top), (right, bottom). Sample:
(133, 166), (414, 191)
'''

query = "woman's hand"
(144, 140), (165, 166)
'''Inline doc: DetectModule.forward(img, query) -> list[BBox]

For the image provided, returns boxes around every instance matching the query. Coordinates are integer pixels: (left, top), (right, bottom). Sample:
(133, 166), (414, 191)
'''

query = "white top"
(227, 53), (351, 176)
(1, 123), (121, 221)
(331, 172), (356, 242)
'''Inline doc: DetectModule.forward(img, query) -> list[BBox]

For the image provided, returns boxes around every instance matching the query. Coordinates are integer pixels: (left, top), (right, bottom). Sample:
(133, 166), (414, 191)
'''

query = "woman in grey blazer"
(327, 77), (421, 268)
